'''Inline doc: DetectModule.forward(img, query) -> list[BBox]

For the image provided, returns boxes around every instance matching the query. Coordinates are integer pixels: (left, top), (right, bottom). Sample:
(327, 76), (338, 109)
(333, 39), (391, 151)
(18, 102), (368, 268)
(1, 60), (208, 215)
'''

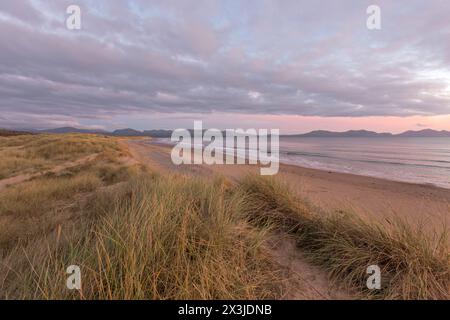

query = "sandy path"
(0, 154), (98, 191)
(266, 235), (352, 299)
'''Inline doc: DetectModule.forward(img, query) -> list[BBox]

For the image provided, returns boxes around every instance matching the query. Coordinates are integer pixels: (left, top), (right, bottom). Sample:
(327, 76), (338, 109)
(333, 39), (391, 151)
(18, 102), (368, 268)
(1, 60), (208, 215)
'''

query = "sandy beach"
(125, 138), (450, 228)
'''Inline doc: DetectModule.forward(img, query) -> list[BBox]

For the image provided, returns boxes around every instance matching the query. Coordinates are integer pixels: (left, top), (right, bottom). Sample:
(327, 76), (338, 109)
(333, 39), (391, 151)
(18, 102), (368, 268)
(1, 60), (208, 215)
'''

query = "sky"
(1, 0), (450, 133)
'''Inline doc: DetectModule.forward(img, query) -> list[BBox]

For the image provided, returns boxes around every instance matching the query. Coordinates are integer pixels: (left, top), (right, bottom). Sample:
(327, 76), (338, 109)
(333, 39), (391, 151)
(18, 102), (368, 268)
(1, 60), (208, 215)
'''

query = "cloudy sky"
(1, 0), (450, 133)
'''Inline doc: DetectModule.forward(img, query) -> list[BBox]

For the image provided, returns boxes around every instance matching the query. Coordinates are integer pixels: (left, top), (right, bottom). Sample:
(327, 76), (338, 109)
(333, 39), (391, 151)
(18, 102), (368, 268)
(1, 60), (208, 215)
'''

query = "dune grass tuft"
(0, 134), (124, 179)
(237, 175), (450, 299)
(0, 134), (135, 257)
(0, 174), (282, 299)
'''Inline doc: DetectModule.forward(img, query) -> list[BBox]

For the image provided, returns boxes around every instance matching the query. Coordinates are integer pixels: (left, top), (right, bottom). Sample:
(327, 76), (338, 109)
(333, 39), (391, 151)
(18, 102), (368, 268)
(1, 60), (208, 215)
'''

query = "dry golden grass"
(0, 134), (135, 256)
(0, 174), (282, 299)
(237, 175), (450, 300)
(0, 173), (101, 254)
(2, 134), (279, 300)
(1, 134), (448, 300)
(0, 134), (124, 179)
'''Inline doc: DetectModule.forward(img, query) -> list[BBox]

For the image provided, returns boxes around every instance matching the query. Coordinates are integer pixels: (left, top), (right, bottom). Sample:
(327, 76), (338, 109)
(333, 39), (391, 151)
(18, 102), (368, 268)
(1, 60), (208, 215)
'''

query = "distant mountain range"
(290, 130), (392, 138)
(286, 129), (450, 138)
(3, 127), (450, 138)
(395, 129), (450, 137)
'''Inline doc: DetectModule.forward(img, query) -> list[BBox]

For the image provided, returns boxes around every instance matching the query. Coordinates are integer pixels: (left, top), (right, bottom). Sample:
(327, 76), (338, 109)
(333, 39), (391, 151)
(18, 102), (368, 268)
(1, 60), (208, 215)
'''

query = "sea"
(279, 137), (450, 189)
(154, 136), (450, 189)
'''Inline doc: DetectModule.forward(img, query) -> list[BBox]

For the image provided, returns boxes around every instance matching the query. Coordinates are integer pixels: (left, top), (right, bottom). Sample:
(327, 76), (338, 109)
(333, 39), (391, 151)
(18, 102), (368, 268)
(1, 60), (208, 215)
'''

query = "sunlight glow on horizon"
(92, 113), (450, 134)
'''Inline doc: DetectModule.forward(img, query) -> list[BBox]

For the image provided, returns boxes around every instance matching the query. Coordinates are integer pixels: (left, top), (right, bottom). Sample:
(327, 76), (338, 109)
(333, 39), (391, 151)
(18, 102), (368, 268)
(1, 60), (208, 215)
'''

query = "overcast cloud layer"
(1, 0), (450, 129)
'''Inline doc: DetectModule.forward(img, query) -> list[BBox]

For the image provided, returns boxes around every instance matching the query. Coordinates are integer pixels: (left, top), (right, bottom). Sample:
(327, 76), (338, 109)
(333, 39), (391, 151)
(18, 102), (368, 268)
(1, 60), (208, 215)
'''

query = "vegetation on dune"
(237, 175), (450, 300)
(0, 129), (32, 137)
(0, 134), (135, 255)
(0, 134), (448, 300)
(0, 134), (280, 299)
(0, 134), (124, 179)
(1, 174), (281, 299)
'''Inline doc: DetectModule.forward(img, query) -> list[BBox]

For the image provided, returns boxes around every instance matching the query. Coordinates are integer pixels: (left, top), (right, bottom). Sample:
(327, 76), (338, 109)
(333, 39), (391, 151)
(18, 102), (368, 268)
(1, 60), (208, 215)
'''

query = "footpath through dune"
(0, 154), (99, 192)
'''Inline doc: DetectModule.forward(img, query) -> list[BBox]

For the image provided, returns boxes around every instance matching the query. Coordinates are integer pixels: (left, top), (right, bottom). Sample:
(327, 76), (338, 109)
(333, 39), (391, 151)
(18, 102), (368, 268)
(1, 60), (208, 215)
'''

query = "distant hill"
(112, 128), (144, 136)
(286, 130), (393, 138)
(0, 129), (33, 137)
(113, 129), (174, 137)
(285, 129), (450, 138)
(396, 129), (450, 137)
(25, 127), (172, 137)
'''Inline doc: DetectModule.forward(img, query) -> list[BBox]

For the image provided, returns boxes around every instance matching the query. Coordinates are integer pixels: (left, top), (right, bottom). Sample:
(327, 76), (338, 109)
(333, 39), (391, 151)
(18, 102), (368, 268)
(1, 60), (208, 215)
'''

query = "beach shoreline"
(150, 137), (450, 189)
